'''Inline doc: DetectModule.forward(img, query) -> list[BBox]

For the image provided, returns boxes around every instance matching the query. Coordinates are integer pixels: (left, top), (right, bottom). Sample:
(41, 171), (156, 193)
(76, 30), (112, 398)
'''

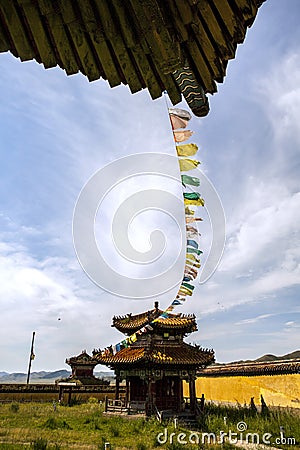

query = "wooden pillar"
(68, 387), (72, 406)
(146, 377), (153, 416)
(58, 386), (63, 402)
(189, 375), (196, 413)
(178, 378), (184, 412)
(115, 376), (120, 400)
(125, 378), (130, 405)
(200, 393), (205, 412)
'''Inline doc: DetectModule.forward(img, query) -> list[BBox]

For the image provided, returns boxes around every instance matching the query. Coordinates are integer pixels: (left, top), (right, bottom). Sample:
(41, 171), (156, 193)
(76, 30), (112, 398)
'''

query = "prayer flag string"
(102, 105), (204, 356)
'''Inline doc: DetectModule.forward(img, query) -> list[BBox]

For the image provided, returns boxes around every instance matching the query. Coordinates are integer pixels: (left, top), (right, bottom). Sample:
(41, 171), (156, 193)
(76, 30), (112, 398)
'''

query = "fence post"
(200, 393), (205, 412)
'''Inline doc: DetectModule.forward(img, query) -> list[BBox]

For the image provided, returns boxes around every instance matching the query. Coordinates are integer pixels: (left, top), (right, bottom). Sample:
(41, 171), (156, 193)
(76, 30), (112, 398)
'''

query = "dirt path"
(234, 441), (282, 450)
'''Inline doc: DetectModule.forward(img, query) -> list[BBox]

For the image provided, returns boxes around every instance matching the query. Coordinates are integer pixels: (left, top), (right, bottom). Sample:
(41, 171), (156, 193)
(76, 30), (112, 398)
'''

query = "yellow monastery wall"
(183, 374), (300, 409)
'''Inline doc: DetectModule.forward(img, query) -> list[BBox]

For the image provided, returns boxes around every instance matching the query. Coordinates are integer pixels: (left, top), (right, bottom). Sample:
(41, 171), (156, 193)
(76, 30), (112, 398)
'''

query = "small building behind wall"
(65, 350), (108, 385)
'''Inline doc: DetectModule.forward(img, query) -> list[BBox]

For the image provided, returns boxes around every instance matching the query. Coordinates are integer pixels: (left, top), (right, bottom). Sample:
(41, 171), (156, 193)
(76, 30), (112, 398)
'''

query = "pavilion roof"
(112, 308), (197, 335)
(66, 350), (99, 367)
(97, 342), (214, 368)
(0, 0), (265, 109)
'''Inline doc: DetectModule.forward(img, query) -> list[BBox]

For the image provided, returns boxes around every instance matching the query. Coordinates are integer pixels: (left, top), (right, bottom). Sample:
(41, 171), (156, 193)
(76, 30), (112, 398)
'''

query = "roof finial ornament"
(154, 301), (159, 310)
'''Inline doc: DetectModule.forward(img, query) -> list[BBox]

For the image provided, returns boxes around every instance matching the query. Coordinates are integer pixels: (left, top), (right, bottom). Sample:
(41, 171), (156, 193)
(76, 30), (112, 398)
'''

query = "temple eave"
(96, 345), (215, 368)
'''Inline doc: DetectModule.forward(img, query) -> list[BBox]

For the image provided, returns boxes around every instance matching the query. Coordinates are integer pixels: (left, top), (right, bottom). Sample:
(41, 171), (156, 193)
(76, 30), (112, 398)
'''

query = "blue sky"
(0, 0), (299, 371)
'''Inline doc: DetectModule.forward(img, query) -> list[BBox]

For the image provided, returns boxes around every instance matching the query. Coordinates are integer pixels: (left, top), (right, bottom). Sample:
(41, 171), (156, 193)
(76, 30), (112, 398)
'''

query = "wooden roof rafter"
(0, 0), (266, 113)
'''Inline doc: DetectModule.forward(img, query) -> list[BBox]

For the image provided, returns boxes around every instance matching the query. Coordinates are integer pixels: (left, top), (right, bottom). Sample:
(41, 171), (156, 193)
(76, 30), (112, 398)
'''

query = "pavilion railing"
(105, 398), (128, 414)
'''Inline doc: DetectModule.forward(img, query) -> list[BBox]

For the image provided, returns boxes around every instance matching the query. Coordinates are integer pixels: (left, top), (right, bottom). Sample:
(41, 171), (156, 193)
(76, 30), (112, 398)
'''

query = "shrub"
(31, 437), (48, 449)
(109, 423), (120, 437)
(94, 421), (101, 430)
(43, 417), (57, 430)
(88, 397), (98, 404)
(69, 395), (83, 406)
(136, 442), (148, 450)
(43, 417), (72, 430)
(97, 437), (109, 449)
(166, 442), (185, 450)
(10, 402), (20, 413)
(131, 418), (146, 434)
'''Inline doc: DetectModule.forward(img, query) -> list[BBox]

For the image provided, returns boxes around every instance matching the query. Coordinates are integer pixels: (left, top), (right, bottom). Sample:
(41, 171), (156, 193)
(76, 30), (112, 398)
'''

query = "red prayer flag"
(173, 130), (193, 142)
(169, 114), (189, 130)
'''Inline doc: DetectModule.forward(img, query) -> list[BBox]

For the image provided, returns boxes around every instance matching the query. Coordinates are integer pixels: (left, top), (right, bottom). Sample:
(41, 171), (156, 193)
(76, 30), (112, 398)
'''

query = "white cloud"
(257, 52), (300, 150)
(222, 187), (300, 272)
(1, 7), (300, 370)
(235, 314), (275, 326)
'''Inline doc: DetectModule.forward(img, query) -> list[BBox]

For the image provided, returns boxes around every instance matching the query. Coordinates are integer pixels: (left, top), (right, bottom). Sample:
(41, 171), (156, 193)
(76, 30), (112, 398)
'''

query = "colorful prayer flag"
(184, 192), (200, 200)
(187, 247), (203, 255)
(186, 253), (201, 263)
(185, 206), (195, 216)
(178, 288), (193, 296)
(176, 143), (198, 156)
(186, 217), (203, 223)
(173, 130), (194, 143)
(184, 198), (205, 206)
(182, 174), (200, 187)
(187, 239), (198, 249)
(186, 225), (199, 233)
(182, 282), (195, 291)
(183, 276), (192, 282)
(179, 158), (200, 171)
(168, 107), (191, 121)
(169, 114), (189, 130)
(172, 299), (183, 305)
(186, 229), (200, 239)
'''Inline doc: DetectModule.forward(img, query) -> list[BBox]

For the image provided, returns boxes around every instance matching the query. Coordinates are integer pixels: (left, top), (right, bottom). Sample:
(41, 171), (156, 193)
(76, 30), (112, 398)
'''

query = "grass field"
(0, 400), (299, 449)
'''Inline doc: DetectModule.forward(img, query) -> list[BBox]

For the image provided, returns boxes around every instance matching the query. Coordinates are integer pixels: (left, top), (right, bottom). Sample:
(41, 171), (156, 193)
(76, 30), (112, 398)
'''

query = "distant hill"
(0, 370), (114, 384)
(3, 351), (299, 382)
(254, 350), (300, 363)
(42, 370), (70, 379)
(218, 350), (300, 365)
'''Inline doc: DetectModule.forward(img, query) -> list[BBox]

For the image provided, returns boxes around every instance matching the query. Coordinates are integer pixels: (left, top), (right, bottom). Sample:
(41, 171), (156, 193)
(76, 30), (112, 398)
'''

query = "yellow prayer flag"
(176, 143), (199, 157)
(165, 305), (174, 312)
(186, 253), (200, 263)
(179, 158), (200, 171)
(184, 197), (205, 207)
(178, 288), (193, 296)
(185, 206), (195, 216)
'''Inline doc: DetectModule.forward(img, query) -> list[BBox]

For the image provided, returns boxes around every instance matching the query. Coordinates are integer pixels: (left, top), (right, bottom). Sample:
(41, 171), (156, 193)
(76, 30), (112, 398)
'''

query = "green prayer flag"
(182, 282), (195, 291)
(181, 175), (200, 187)
(187, 247), (203, 255)
(184, 192), (201, 200)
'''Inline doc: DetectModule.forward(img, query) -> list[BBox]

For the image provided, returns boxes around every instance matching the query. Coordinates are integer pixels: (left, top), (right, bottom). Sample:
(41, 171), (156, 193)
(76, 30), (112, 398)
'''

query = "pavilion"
(94, 302), (214, 417)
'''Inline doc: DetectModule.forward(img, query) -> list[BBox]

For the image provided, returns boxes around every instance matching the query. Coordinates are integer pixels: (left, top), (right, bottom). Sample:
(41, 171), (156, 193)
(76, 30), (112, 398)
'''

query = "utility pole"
(26, 331), (35, 385)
